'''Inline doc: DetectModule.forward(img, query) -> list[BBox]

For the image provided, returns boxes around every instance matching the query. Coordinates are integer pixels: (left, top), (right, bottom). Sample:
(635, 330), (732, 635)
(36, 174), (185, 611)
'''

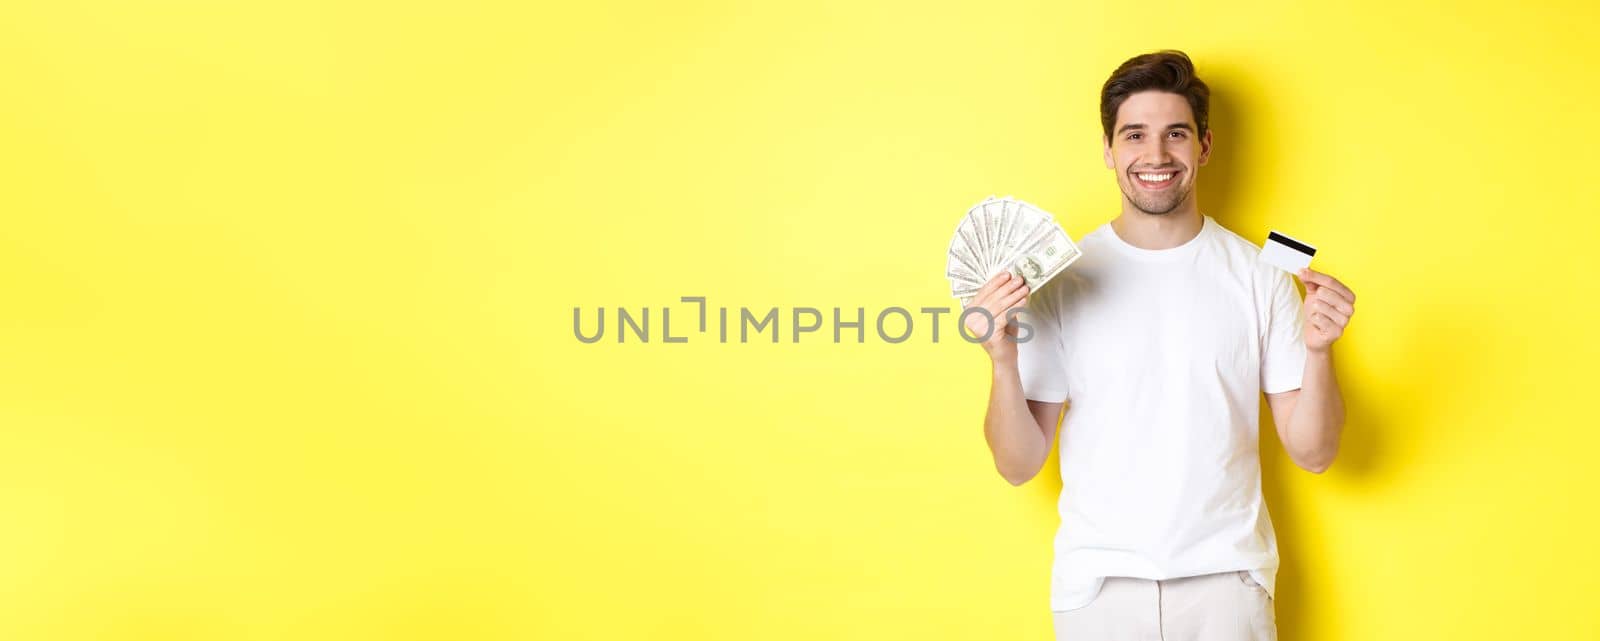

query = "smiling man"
(961, 50), (1358, 640)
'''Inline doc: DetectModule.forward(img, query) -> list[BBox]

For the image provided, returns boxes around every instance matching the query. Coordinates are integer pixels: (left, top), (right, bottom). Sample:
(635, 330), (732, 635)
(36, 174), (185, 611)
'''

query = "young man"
(963, 50), (1357, 640)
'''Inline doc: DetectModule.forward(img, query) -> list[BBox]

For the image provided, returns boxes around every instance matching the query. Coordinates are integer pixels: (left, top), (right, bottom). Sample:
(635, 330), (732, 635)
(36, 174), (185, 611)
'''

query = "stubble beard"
(1122, 175), (1189, 216)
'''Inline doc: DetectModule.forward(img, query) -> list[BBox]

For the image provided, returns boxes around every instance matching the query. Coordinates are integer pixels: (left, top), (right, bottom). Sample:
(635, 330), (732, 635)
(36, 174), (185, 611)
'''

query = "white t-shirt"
(1015, 214), (1306, 612)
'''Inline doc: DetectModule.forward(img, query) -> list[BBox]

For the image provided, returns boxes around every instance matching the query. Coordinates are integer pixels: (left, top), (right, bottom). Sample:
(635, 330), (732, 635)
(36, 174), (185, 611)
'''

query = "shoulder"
(1208, 218), (1266, 257)
(1028, 265), (1076, 309)
(1204, 218), (1303, 308)
(1207, 218), (1282, 281)
(1025, 255), (1092, 320)
(1078, 222), (1114, 249)
(1068, 223), (1115, 276)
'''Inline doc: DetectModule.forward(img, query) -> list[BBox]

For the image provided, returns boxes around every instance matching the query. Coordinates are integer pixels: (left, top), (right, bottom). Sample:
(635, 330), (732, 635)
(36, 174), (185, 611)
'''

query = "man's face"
(1103, 90), (1212, 215)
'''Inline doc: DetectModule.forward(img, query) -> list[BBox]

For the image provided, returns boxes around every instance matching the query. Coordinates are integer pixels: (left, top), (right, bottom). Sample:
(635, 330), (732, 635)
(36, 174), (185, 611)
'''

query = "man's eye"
(1169, 131), (1186, 139)
(1126, 133), (1141, 141)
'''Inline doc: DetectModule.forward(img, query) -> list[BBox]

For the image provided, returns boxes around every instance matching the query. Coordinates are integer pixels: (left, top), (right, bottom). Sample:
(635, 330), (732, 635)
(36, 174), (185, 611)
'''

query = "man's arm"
(1266, 268), (1356, 474)
(963, 272), (1061, 485)
(986, 360), (1064, 485)
(1266, 351), (1343, 473)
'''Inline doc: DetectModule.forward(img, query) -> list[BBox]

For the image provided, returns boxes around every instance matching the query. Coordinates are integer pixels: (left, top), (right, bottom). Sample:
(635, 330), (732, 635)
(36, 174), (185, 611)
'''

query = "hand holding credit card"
(1259, 228), (1359, 353)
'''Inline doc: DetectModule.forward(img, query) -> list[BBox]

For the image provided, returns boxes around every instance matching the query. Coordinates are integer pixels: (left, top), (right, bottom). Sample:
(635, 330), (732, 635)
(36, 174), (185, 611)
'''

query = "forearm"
(1284, 349), (1345, 472)
(984, 358), (1049, 485)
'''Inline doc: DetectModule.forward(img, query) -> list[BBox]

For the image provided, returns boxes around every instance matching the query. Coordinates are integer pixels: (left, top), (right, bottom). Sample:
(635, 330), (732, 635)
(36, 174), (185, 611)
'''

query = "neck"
(1111, 197), (1204, 250)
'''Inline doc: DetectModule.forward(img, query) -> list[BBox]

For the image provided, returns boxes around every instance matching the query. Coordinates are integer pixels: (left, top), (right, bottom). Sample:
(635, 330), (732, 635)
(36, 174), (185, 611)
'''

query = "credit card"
(1260, 230), (1316, 273)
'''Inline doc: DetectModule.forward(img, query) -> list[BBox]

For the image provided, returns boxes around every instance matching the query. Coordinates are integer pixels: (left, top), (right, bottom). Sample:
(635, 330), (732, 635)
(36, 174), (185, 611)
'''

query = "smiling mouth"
(1132, 169), (1179, 190)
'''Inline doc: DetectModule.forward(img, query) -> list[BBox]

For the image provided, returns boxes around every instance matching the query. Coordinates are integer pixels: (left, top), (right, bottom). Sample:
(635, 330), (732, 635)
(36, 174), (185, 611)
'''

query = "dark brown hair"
(1100, 50), (1210, 141)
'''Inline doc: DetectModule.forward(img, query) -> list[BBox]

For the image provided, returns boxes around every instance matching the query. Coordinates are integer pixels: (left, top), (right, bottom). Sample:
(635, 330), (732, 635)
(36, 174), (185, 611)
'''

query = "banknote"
(946, 195), (1082, 306)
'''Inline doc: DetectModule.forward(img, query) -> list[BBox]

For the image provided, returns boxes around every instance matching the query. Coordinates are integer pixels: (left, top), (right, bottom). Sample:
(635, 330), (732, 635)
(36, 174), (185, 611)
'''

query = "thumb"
(1298, 272), (1319, 297)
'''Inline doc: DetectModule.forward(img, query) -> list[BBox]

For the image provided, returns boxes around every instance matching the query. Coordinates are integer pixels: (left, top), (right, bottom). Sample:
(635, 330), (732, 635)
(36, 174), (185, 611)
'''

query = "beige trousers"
(1052, 571), (1277, 641)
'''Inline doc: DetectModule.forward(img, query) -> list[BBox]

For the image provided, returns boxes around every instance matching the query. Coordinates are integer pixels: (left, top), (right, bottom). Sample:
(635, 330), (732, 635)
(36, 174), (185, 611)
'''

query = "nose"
(1149, 137), (1175, 165)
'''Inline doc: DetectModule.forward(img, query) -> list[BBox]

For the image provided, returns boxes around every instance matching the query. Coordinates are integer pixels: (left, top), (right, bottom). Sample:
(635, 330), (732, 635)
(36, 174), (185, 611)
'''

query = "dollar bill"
(946, 195), (1082, 305)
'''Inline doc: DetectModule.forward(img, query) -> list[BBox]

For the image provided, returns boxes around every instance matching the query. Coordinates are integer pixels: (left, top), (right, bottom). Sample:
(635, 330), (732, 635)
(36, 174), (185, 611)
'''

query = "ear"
(1198, 128), (1213, 167)
(1102, 135), (1114, 169)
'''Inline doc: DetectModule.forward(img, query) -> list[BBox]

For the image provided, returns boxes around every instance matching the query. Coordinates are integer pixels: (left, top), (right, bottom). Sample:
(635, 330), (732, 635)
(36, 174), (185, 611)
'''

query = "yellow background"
(3, 1), (1597, 639)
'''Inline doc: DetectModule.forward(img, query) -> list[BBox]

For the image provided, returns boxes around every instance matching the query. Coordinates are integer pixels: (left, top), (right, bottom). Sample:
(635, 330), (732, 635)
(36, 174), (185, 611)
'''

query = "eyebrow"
(1115, 122), (1195, 135)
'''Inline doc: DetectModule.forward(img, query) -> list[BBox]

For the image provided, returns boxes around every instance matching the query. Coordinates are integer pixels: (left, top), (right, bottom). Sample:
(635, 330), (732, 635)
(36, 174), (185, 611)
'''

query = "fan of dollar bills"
(947, 195), (1082, 306)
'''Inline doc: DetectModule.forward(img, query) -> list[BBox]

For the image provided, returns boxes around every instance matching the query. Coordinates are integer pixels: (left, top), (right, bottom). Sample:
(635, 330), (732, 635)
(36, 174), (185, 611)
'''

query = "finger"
(990, 285), (1031, 317)
(986, 271), (1025, 297)
(982, 291), (1030, 340)
(1298, 271), (1319, 296)
(1307, 313), (1328, 333)
(1311, 312), (1342, 334)
(985, 287), (1036, 327)
(969, 272), (1012, 305)
(962, 308), (995, 339)
(971, 285), (1028, 337)
(1314, 288), (1354, 315)
(972, 271), (1014, 300)
(969, 273), (1020, 308)
(1299, 268), (1354, 303)
(1309, 300), (1349, 326)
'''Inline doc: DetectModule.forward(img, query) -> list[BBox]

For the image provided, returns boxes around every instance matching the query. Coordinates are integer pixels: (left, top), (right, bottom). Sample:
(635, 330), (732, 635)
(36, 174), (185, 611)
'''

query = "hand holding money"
(946, 195), (1081, 360)
(962, 271), (1030, 360)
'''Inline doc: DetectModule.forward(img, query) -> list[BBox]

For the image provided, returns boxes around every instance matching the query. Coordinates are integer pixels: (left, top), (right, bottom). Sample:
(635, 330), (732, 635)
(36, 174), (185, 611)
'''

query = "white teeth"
(1136, 173), (1174, 182)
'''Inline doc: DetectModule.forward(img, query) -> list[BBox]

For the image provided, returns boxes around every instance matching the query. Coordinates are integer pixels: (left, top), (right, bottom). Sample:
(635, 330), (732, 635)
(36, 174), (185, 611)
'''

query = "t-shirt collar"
(1102, 214), (1213, 261)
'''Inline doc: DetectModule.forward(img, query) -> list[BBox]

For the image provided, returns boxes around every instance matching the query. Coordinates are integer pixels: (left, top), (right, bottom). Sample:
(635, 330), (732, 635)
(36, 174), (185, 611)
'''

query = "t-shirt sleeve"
(1261, 269), (1307, 394)
(1015, 278), (1070, 403)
